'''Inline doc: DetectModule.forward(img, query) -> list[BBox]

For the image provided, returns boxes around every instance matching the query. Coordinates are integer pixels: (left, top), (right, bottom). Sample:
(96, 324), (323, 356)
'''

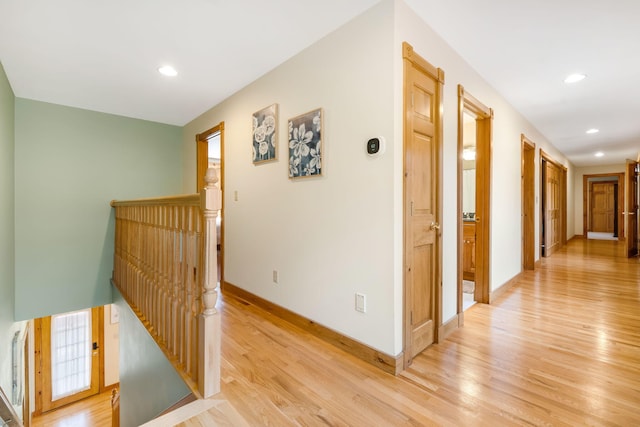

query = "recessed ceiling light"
(586, 128), (599, 134)
(158, 65), (178, 77)
(564, 73), (586, 84)
(594, 152), (604, 157)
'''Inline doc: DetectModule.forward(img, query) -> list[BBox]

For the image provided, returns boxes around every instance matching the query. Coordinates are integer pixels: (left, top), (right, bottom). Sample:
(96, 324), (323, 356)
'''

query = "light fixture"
(594, 152), (604, 157)
(463, 148), (476, 161)
(586, 128), (599, 134)
(564, 73), (586, 84)
(158, 65), (178, 77)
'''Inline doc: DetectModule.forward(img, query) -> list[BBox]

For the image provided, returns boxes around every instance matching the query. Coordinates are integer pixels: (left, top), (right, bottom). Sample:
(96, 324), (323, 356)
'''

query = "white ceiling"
(404, 0), (640, 167)
(1, 0), (638, 167)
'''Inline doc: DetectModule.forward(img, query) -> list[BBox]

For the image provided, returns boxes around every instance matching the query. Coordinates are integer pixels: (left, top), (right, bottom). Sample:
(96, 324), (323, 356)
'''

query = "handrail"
(110, 194), (200, 207)
(111, 168), (221, 399)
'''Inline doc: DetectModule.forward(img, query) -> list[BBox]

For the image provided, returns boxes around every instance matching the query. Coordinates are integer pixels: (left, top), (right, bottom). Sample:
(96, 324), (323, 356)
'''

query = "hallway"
(204, 237), (639, 426)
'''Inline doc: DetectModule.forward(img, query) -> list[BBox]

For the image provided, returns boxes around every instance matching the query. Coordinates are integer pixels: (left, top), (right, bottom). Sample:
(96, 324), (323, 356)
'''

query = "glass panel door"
(51, 309), (92, 400)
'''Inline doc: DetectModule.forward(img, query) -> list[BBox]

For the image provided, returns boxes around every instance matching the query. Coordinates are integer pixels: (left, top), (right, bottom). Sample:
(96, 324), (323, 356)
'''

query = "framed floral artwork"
(288, 108), (323, 179)
(252, 104), (278, 164)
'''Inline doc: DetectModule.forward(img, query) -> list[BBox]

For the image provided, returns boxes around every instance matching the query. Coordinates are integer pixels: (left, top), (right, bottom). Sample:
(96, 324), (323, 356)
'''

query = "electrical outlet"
(355, 293), (366, 313)
(234, 190), (239, 201)
(272, 270), (278, 284)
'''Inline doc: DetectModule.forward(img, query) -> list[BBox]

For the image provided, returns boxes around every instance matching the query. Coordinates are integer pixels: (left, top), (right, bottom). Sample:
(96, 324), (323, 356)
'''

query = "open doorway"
(457, 85), (492, 322)
(460, 111), (477, 311)
(582, 173), (624, 241)
(196, 122), (224, 287)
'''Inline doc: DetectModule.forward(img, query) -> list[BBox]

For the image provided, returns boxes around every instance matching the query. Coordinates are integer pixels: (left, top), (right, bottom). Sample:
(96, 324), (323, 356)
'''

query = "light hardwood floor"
(31, 390), (112, 427)
(34, 238), (640, 426)
(187, 237), (639, 426)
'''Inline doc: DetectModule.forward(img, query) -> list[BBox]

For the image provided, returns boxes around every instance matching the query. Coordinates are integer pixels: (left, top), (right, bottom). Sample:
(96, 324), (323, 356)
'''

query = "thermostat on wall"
(367, 136), (386, 156)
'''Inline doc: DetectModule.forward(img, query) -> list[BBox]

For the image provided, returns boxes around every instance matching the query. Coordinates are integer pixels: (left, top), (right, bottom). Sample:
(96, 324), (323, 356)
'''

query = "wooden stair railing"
(111, 168), (221, 399)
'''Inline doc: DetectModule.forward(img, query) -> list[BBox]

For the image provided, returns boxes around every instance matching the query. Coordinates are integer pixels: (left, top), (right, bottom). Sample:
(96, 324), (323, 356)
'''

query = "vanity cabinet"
(463, 222), (476, 281)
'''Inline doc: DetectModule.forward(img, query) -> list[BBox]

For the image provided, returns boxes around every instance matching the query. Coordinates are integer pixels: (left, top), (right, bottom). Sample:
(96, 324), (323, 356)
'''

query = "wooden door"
(35, 308), (101, 413)
(627, 161), (639, 257)
(521, 136), (535, 270)
(403, 43), (442, 365)
(590, 182), (615, 232)
(543, 160), (561, 257)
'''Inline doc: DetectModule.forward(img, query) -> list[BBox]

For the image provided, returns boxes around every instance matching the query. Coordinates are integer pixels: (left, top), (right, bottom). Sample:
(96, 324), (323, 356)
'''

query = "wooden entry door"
(590, 182), (615, 232)
(627, 161), (639, 257)
(35, 307), (101, 413)
(402, 43), (443, 366)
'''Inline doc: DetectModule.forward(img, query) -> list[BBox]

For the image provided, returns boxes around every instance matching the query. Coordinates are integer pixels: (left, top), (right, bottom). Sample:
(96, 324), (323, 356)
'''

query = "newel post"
(198, 167), (221, 397)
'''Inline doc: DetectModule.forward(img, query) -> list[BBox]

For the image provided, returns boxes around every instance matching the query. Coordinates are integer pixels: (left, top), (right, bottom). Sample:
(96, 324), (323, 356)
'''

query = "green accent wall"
(14, 99), (183, 320)
(0, 62), (26, 414)
(114, 288), (190, 426)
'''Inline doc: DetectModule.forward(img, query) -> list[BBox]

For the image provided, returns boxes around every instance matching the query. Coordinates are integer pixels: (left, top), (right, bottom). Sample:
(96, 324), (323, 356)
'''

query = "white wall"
(183, 1), (397, 354)
(182, 0), (577, 357)
(393, 0), (573, 326)
(573, 164), (626, 235)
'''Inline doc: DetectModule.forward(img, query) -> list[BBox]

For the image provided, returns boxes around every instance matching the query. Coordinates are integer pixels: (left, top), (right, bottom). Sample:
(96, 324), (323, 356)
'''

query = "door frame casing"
(196, 122), (225, 288)
(402, 42), (444, 367)
(582, 173), (624, 239)
(456, 85), (492, 314)
(521, 135), (536, 270)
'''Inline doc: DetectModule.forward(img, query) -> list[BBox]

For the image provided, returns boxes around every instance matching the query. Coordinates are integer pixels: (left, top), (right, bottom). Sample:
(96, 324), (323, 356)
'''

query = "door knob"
(430, 221), (440, 230)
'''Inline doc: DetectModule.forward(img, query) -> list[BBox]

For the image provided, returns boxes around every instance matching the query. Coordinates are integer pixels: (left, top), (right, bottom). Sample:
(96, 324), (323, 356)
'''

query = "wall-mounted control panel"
(366, 136), (385, 157)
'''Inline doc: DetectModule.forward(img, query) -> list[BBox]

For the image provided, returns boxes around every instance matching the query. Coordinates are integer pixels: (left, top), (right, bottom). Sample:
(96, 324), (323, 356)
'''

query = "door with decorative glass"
(34, 307), (101, 413)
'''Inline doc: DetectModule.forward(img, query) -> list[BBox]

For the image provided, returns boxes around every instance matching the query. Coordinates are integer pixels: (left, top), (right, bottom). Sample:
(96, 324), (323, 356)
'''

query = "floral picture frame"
(288, 108), (323, 179)
(252, 103), (278, 164)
